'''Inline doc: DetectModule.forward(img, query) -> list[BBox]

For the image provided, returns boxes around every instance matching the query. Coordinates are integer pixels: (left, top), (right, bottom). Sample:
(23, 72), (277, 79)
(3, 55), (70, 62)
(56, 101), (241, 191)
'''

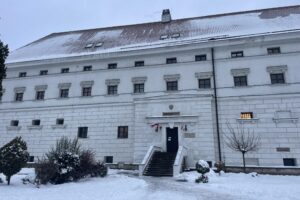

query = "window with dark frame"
(234, 76), (248, 86)
(10, 120), (19, 127)
(134, 83), (144, 93)
(118, 126), (128, 138)
(28, 156), (35, 163)
(240, 112), (253, 119)
(270, 73), (285, 84)
(61, 68), (69, 73)
(134, 61), (145, 67)
(78, 127), (88, 138)
(166, 57), (177, 64)
(19, 72), (27, 77)
(166, 81), (178, 91)
(15, 93), (24, 101)
(56, 118), (64, 125)
(107, 85), (118, 95)
(195, 54), (207, 61)
(82, 87), (92, 97)
(60, 89), (69, 98)
(108, 63), (117, 69)
(283, 158), (296, 166)
(104, 156), (113, 163)
(267, 47), (281, 54)
(231, 51), (244, 58)
(32, 119), (40, 126)
(36, 91), (45, 100)
(83, 66), (92, 71)
(198, 78), (211, 89)
(40, 70), (48, 75)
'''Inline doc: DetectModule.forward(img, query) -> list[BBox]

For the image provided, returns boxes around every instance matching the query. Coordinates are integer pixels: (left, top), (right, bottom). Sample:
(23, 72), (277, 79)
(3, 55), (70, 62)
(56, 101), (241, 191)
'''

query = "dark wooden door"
(166, 127), (179, 153)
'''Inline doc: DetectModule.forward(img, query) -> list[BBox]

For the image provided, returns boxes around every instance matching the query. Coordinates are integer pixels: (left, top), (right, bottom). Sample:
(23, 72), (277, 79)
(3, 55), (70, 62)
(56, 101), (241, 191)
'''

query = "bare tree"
(224, 122), (260, 173)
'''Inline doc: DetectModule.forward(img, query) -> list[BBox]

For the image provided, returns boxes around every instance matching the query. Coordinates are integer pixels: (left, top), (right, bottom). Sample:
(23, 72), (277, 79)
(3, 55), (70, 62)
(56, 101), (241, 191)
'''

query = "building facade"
(1, 6), (300, 170)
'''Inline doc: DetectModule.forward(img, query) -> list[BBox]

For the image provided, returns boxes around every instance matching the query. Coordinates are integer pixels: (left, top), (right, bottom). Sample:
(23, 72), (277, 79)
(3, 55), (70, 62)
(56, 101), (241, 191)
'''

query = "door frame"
(161, 124), (182, 152)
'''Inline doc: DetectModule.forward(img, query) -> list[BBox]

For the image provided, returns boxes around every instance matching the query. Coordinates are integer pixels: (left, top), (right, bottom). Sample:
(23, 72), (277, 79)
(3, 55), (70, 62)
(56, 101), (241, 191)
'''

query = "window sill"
(197, 88), (213, 91)
(6, 126), (21, 131)
(27, 125), (43, 130)
(80, 95), (93, 98)
(105, 94), (119, 97)
(51, 124), (67, 129)
(57, 97), (69, 100)
(273, 117), (298, 123)
(268, 83), (290, 87)
(236, 118), (259, 124)
(132, 92), (146, 95)
(165, 90), (179, 93)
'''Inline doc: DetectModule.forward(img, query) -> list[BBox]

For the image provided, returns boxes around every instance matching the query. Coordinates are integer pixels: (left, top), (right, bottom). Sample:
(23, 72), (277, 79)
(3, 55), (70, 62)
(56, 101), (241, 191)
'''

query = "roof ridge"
(50, 4), (300, 36)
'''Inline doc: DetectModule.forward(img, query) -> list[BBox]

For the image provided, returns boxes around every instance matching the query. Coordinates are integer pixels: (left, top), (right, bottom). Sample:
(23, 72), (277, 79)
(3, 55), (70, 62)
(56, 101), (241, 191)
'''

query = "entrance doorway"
(166, 127), (179, 153)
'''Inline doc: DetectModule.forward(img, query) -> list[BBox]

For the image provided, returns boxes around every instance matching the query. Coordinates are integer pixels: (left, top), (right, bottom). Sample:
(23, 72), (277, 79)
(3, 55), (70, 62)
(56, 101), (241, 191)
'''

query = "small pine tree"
(0, 40), (9, 99)
(0, 137), (29, 185)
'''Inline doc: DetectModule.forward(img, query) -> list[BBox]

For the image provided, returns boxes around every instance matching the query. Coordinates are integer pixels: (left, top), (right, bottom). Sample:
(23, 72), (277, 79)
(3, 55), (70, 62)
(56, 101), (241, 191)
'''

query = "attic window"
(160, 34), (169, 40)
(171, 33), (180, 38)
(95, 42), (103, 47)
(85, 43), (93, 48)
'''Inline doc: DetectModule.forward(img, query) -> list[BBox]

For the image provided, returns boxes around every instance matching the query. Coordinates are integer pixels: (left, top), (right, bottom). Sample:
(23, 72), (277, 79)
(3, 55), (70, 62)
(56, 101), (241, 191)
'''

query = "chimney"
(161, 9), (172, 23)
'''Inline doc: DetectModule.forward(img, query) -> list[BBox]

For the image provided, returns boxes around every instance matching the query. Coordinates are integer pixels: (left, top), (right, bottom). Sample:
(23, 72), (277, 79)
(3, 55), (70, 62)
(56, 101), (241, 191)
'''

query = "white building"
(1, 6), (300, 175)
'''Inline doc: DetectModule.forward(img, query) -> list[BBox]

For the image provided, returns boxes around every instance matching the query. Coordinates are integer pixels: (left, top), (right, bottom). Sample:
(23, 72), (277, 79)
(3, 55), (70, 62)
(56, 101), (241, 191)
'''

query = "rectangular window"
(270, 73), (285, 84)
(231, 51), (244, 58)
(82, 87), (92, 97)
(107, 85), (118, 95)
(166, 57), (177, 64)
(83, 66), (92, 71)
(61, 68), (69, 73)
(134, 61), (145, 67)
(234, 76), (248, 86)
(195, 54), (207, 61)
(15, 93), (24, 101)
(56, 118), (64, 125)
(267, 47), (281, 54)
(134, 83), (144, 93)
(60, 89), (69, 98)
(104, 156), (113, 163)
(283, 158), (296, 166)
(108, 63), (117, 69)
(40, 70), (48, 75)
(118, 126), (128, 138)
(36, 91), (45, 100)
(19, 72), (27, 77)
(32, 119), (40, 126)
(198, 78), (211, 89)
(10, 120), (19, 127)
(166, 81), (178, 91)
(78, 127), (88, 138)
(240, 112), (253, 119)
(28, 156), (35, 163)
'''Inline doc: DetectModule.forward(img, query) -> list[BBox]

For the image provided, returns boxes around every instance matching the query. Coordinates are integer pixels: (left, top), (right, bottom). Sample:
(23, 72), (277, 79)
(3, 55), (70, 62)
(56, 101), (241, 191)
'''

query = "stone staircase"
(143, 152), (177, 177)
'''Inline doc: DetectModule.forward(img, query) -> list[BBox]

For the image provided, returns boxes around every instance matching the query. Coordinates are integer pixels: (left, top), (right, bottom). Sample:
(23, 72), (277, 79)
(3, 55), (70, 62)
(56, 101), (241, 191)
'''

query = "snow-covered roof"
(7, 5), (300, 64)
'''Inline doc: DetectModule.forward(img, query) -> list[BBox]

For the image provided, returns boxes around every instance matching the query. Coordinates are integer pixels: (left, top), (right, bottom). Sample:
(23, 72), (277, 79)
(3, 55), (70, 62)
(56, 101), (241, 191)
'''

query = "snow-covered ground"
(1, 168), (300, 200)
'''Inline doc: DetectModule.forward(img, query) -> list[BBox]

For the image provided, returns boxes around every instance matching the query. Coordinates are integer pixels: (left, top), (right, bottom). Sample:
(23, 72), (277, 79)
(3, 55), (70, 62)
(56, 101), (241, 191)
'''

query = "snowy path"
(1, 169), (300, 200)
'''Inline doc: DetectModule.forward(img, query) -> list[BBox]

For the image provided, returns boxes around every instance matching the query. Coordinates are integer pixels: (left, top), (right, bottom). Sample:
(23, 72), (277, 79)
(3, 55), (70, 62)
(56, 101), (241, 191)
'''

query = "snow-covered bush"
(0, 137), (29, 185)
(35, 137), (107, 185)
(195, 160), (210, 183)
(214, 161), (225, 175)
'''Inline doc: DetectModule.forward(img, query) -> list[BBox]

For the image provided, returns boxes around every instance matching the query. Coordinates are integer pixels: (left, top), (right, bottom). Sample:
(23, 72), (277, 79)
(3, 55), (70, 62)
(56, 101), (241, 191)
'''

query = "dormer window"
(160, 35), (169, 40)
(85, 43), (93, 48)
(171, 33), (180, 38)
(95, 42), (103, 47)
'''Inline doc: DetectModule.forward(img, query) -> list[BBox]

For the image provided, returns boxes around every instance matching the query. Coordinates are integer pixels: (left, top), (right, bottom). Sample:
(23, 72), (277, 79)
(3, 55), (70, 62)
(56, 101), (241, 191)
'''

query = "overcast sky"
(1, 0), (300, 51)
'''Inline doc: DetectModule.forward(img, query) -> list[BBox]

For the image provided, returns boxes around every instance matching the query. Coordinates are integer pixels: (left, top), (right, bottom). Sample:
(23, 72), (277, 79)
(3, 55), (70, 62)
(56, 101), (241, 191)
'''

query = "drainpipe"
(211, 47), (222, 161)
